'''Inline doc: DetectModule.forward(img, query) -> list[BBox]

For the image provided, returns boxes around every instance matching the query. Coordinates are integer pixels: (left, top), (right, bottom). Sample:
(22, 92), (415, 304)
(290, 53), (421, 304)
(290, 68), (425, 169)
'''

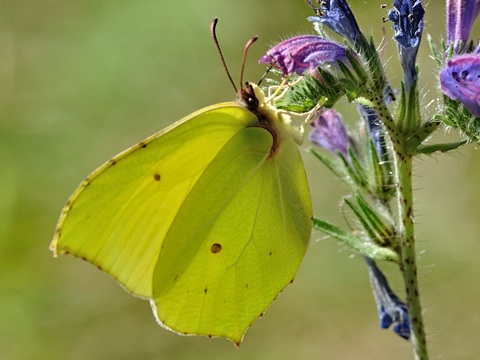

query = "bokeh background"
(1, 1), (479, 359)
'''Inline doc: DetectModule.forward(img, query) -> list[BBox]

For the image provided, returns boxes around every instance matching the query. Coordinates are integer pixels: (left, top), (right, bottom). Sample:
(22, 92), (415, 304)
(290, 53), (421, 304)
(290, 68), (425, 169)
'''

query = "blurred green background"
(1, 1), (479, 359)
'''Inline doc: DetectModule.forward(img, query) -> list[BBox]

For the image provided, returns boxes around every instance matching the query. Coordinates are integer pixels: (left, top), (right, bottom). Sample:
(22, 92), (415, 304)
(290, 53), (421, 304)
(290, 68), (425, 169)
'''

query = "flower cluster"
(259, 0), (415, 339)
(256, 0), (479, 351)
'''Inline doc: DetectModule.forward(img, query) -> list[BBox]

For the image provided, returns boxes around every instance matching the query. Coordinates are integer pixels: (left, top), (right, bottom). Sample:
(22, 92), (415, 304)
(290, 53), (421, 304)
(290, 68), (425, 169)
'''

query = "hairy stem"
(395, 152), (428, 360)
(372, 96), (429, 359)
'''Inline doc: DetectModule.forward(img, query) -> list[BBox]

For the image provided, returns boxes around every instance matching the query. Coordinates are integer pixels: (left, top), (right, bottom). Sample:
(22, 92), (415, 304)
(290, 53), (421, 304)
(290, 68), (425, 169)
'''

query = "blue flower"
(306, 0), (363, 46)
(365, 257), (411, 340)
(357, 105), (384, 157)
(309, 109), (350, 157)
(388, 0), (425, 90)
(259, 36), (350, 76)
(446, 0), (480, 53)
(440, 53), (480, 117)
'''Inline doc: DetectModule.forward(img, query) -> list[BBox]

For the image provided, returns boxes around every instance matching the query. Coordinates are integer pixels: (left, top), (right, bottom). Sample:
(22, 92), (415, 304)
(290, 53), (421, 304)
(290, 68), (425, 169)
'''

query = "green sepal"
(427, 34), (444, 68)
(367, 139), (394, 200)
(337, 50), (369, 102)
(396, 83), (407, 130)
(345, 147), (368, 188)
(440, 97), (480, 142)
(276, 68), (344, 112)
(397, 80), (421, 135)
(312, 218), (399, 263)
(343, 196), (378, 241)
(364, 36), (387, 94)
(343, 194), (395, 248)
(343, 50), (368, 86)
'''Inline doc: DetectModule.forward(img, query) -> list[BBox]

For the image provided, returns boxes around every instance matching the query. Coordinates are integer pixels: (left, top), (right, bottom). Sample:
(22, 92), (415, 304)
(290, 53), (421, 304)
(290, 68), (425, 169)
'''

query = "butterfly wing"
(151, 123), (312, 344)
(52, 97), (312, 344)
(51, 104), (257, 298)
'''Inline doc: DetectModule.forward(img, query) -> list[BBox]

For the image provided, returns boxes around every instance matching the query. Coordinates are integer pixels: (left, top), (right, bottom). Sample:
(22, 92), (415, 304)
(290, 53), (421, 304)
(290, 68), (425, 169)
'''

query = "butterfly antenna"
(305, 0), (322, 16)
(239, 35), (258, 90)
(211, 17), (237, 93)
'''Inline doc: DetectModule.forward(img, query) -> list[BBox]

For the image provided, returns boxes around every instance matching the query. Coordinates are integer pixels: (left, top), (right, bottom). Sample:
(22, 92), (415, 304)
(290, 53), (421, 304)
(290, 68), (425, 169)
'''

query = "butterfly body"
(51, 83), (312, 345)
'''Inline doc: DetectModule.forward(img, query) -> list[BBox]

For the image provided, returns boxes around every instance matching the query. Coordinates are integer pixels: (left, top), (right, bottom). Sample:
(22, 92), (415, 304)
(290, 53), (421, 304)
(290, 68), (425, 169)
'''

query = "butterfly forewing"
(52, 104), (258, 298)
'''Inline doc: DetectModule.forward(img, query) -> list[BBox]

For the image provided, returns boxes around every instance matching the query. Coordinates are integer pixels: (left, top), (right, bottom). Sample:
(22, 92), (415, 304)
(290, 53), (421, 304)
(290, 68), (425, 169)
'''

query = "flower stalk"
(365, 85), (428, 360)
(395, 150), (428, 360)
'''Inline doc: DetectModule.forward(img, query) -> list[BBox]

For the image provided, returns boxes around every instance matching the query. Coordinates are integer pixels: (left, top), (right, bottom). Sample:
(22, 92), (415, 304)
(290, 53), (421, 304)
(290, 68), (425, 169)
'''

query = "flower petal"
(440, 53), (480, 117)
(306, 0), (363, 46)
(259, 36), (348, 76)
(365, 257), (411, 340)
(388, 0), (425, 89)
(447, 0), (480, 52)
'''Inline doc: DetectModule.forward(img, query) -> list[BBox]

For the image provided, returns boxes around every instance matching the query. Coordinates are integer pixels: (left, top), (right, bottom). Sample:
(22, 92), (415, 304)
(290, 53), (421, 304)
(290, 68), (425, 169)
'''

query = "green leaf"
(415, 140), (468, 154)
(406, 120), (440, 153)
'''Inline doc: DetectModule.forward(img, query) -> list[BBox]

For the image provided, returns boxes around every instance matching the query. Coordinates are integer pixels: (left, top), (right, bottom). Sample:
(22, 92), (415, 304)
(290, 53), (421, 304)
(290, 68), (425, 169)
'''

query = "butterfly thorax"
(238, 82), (304, 156)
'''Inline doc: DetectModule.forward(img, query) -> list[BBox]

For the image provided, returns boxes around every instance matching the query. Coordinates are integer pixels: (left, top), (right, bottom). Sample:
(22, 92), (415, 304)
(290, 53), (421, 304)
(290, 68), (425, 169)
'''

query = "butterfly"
(50, 18), (313, 346)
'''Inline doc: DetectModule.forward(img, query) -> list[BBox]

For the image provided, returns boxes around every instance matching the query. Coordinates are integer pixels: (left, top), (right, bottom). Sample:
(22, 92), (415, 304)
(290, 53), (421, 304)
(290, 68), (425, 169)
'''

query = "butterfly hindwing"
(152, 124), (312, 343)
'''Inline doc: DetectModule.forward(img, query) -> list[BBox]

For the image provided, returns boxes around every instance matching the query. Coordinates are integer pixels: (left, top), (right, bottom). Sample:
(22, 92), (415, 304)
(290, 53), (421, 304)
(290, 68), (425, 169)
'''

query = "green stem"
(371, 97), (429, 359)
(395, 152), (429, 360)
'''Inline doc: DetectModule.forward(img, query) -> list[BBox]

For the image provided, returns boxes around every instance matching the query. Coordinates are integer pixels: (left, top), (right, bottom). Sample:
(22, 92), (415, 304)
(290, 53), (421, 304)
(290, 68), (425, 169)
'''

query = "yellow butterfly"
(51, 18), (312, 346)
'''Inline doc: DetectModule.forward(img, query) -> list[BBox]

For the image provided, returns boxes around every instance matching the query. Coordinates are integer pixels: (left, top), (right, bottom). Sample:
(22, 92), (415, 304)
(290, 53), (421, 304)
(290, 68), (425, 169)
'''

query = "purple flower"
(447, 0), (480, 53)
(259, 36), (349, 76)
(440, 53), (480, 117)
(365, 257), (411, 340)
(309, 109), (349, 157)
(388, 0), (425, 90)
(306, 0), (362, 46)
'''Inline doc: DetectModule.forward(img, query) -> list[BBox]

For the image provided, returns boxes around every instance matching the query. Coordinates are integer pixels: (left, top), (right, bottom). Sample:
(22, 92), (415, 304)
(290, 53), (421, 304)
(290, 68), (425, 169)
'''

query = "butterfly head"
(238, 82), (260, 112)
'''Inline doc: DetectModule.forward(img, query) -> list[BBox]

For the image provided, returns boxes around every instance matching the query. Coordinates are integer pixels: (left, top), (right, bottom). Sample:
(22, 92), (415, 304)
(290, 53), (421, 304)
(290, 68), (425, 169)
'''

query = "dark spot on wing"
(204, 287), (208, 294)
(109, 159), (117, 166)
(153, 173), (161, 181)
(211, 243), (222, 253)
